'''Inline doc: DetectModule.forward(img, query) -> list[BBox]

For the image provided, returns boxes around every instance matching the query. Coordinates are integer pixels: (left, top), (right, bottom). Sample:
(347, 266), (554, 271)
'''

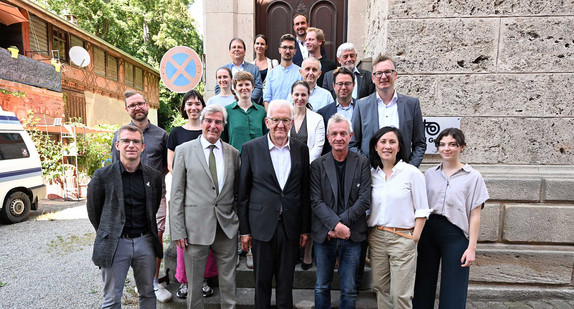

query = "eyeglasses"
(203, 118), (224, 126)
(334, 82), (354, 87)
(280, 46), (296, 51)
(372, 70), (396, 78)
(119, 138), (142, 145)
(267, 117), (292, 125)
(126, 102), (147, 110)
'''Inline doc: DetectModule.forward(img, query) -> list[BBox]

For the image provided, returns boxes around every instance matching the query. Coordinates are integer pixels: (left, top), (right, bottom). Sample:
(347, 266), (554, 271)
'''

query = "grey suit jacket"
(87, 161), (163, 268)
(310, 151), (371, 243)
(214, 62), (263, 103)
(169, 138), (240, 245)
(322, 68), (375, 100)
(348, 92), (427, 167)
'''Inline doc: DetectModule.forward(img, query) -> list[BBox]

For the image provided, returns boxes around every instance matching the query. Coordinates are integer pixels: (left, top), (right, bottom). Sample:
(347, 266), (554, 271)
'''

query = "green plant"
(23, 111), (64, 183)
(77, 123), (117, 176)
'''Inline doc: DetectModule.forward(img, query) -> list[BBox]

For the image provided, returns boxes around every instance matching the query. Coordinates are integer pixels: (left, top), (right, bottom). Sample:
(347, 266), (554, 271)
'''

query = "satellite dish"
(69, 46), (91, 68)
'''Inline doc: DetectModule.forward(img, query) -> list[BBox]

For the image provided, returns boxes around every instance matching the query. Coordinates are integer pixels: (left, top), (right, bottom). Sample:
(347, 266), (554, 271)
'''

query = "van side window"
(0, 133), (31, 160)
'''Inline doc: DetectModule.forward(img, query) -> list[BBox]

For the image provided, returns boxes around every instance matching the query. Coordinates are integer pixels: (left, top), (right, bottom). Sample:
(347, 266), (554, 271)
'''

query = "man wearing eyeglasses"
(88, 125), (164, 309)
(170, 104), (240, 309)
(111, 90), (172, 302)
(263, 34), (303, 110)
(349, 54), (427, 167)
(238, 100), (311, 309)
(317, 67), (357, 155)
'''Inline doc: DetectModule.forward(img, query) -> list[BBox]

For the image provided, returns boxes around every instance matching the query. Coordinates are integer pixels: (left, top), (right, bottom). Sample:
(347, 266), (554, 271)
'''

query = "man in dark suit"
(215, 38), (263, 103)
(322, 42), (375, 100)
(238, 100), (311, 309)
(310, 114), (371, 309)
(88, 125), (163, 309)
(349, 54), (427, 167)
(317, 67), (357, 155)
(293, 14), (326, 67)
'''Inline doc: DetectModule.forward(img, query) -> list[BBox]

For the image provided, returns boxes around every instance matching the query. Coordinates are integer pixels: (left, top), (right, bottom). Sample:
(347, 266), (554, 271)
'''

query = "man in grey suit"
(310, 114), (371, 309)
(170, 104), (240, 309)
(322, 42), (375, 100)
(215, 37), (263, 103)
(349, 54), (427, 167)
(87, 125), (163, 309)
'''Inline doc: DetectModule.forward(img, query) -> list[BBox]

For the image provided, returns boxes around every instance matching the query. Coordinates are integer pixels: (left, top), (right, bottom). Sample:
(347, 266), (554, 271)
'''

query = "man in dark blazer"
(215, 38), (263, 103)
(349, 54), (427, 167)
(293, 14), (326, 67)
(238, 100), (311, 309)
(322, 42), (375, 100)
(310, 114), (371, 309)
(170, 105), (240, 309)
(88, 125), (163, 309)
(317, 67), (357, 155)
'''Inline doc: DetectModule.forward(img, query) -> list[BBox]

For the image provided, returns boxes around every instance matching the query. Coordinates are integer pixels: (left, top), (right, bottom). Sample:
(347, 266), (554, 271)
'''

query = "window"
(0, 133), (30, 160)
(107, 54), (118, 81)
(93, 46), (106, 76)
(52, 26), (68, 62)
(29, 15), (49, 57)
(70, 35), (84, 48)
(134, 66), (143, 90)
(125, 62), (134, 87)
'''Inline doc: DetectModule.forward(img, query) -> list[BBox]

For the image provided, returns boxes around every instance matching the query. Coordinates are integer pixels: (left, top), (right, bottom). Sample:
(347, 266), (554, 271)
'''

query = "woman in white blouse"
(290, 80), (325, 270)
(368, 126), (431, 309)
(413, 128), (489, 309)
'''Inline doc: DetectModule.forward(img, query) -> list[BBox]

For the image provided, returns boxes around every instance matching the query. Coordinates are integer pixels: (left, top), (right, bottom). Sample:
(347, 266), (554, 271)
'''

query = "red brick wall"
(0, 78), (64, 125)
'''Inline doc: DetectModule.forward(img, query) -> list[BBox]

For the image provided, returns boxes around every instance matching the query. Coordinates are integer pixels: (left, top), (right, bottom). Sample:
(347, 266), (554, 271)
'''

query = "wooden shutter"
(29, 15), (48, 57)
(134, 66), (143, 90)
(125, 62), (134, 87)
(93, 47), (106, 76)
(106, 54), (118, 81)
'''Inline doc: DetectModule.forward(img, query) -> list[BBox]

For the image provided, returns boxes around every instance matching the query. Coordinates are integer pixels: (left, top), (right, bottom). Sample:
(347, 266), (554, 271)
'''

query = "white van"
(0, 107), (46, 223)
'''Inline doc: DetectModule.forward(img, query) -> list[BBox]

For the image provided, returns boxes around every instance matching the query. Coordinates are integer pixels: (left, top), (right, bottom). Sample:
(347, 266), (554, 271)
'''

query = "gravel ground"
(0, 199), (139, 309)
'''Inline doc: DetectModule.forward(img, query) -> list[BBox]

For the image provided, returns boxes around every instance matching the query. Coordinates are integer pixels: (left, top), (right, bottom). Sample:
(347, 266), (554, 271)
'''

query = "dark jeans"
(314, 238), (362, 309)
(413, 214), (470, 309)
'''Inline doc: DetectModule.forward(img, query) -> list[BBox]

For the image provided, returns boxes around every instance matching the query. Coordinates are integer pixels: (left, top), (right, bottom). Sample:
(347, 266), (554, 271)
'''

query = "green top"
(223, 102), (267, 153)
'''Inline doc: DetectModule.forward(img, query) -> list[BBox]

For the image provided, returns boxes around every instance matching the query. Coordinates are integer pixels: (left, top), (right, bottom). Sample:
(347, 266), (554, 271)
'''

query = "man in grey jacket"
(88, 125), (163, 309)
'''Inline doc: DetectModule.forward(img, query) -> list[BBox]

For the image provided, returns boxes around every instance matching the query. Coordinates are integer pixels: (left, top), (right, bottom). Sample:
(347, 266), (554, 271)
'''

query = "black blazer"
(310, 151), (371, 243)
(322, 68), (375, 100)
(294, 41), (326, 67)
(317, 98), (357, 155)
(87, 161), (163, 268)
(238, 135), (311, 242)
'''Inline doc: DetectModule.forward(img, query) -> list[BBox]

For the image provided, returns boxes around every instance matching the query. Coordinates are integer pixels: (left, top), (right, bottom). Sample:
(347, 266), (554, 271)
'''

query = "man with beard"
(263, 34), (302, 110)
(322, 42), (375, 100)
(111, 90), (171, 303)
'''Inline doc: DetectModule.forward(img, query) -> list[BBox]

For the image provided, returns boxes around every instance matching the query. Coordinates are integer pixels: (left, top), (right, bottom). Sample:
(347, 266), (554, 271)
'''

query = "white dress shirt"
(368, 160), (431, 229)
(297, 38), (309, 59)
(377, 90), (399, 129)
(231, 61), (245, 76)
(200, 135), (225, 193)
(267, 134), (291, 190)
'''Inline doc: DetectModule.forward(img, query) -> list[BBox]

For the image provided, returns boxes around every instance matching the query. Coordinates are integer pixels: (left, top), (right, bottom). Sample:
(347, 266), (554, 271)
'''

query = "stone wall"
(365, 0), (574, 295)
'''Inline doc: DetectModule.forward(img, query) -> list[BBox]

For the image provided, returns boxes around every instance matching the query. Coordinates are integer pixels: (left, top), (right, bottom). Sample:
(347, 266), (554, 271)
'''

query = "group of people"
(86, 13), (489, 309)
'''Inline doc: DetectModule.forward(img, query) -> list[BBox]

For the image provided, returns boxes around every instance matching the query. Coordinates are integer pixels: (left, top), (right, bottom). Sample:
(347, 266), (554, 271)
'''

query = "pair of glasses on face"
(280, 46), (296, 51)
(372, 70), (396, 78)
(126, 102), (146, 110)
(203, 118), (224, 126)
(119, 139), (143, 145)
(267, 117), (292, 125)
(334, 82), (354, 87)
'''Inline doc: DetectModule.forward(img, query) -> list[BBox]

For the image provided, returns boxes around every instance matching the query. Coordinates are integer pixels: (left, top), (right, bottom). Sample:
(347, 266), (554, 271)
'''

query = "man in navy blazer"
(310, 114), (371, 309)
(349, 55), (426, 167)
(293, 14), (326, 67)
(322, 42), (375, 100)
(238, 100), (311, 309)
(215, 38), (263, 103)
(318, 67), (357, 155)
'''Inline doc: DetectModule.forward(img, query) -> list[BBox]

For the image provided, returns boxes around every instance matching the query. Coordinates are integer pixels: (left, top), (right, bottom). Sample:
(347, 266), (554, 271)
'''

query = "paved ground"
(0, 200), (572, 309)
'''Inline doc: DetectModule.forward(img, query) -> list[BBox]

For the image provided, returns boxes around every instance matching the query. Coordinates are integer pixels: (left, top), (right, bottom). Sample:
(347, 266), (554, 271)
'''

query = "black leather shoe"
(301, 262), (313, 270)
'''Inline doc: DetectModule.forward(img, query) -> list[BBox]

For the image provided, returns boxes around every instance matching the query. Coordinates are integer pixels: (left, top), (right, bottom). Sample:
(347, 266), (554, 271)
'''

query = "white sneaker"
(154, 284), (173, 303)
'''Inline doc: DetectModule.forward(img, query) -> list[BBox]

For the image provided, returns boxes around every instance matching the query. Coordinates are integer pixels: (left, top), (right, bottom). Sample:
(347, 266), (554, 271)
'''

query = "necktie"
(209, 145), (219, 196)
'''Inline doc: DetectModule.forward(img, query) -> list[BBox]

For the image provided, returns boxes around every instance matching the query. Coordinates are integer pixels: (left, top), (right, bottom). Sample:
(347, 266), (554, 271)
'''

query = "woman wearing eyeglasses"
(367, 126), (431, 309)
(290, 80), (325, 270)
(413, 128), (489, 309)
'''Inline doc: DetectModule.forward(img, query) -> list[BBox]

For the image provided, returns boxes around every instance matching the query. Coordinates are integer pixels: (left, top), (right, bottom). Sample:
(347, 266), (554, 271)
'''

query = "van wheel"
(0, 192), (31, 224)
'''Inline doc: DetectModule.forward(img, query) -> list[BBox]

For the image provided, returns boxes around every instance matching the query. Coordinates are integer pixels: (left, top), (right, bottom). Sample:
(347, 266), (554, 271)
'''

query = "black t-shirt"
(167, 126), (202, 151)
(334, 157), (347, 215)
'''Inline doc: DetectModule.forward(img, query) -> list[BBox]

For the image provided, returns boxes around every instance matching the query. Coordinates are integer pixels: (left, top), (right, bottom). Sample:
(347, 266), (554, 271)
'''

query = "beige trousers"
(368, 227), (417, 309)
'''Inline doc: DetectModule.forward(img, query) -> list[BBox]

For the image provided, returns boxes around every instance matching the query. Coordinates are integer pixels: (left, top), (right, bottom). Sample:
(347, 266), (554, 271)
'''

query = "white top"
(200, 135), (225, 193)
(297, 38), (309, 59)
(425, 163), (489, 238)
(377, 91), (399, 129)
(267, 134), (291, 190)
(368, 160), (431, 228)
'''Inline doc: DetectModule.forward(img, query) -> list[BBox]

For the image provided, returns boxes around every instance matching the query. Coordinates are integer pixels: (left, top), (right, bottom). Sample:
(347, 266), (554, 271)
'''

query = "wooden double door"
(256, 0), (347, 62)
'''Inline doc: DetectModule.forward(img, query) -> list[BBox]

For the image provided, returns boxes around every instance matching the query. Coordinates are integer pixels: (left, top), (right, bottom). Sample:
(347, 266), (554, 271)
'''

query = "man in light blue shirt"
(263, 34), (302, 110)
(299, 57), (334, 111)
